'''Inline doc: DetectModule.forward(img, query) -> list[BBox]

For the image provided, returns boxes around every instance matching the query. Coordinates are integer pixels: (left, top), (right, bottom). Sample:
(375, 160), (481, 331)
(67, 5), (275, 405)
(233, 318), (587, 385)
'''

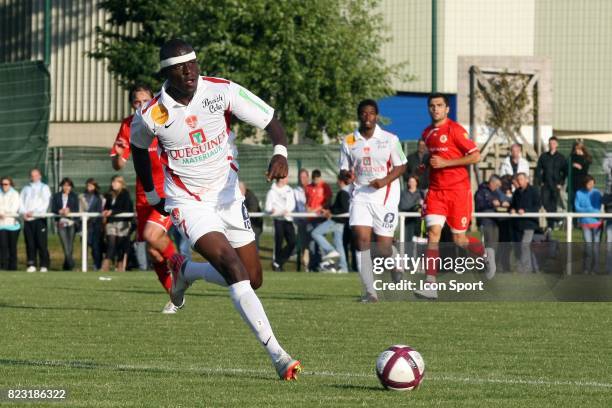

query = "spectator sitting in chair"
(311, 170), (352, 273)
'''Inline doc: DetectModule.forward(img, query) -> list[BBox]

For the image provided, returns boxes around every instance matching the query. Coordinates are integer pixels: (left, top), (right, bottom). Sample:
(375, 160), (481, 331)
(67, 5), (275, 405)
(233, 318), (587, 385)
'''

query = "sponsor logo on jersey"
(375, 140), (388, 149)
(151, 104), (169, 125)
(346, 134), (355, 146)
(189, 129), (206, 146)
(440, 134), (448, 143)
(168, 132), (226, 165)
(185, 115), (198, 129)
(202, 94), (224, 114)
(363, 157), (371, 166)
(363, 146), (370, 154)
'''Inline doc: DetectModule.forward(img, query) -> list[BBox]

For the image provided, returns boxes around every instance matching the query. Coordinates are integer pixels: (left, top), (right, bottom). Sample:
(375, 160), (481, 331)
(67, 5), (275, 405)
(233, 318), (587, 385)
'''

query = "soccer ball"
(376, 345), (425, 391)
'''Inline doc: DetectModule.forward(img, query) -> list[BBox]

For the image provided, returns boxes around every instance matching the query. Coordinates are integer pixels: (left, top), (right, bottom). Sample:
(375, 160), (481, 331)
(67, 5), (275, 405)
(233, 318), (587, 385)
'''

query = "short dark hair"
(583, 174), (595, 187)
(427, 93), (450, 106)
(357, 99), (379, 115)
(338, 170), (352, 184)
(129, 84), (154, 104)
(549, 136), (558, 143)
(85, 178), (100, 194)
(59, 177), (74, 188)
(311, 169), (322, 179)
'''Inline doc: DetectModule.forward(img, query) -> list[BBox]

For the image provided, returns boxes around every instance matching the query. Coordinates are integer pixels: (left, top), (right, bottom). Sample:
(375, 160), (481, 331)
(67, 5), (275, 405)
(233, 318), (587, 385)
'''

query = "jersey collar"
(354, 124), (383, 141)
(160, 77), (206, 108)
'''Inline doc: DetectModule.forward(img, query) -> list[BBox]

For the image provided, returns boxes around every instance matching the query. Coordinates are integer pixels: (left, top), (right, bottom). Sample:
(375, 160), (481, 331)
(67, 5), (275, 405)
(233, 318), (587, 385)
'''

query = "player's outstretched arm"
(265, 117), (289, 181)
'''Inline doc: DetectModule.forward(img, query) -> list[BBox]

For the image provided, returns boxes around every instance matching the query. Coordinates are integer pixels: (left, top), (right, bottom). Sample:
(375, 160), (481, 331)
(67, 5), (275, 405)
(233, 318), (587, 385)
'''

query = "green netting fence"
(0, 61), (50, 187)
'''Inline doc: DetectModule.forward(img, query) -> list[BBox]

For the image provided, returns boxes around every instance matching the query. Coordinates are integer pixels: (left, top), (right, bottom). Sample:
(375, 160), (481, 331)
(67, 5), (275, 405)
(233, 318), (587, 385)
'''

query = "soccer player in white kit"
(129, 39), (302, 380)
(339, 100), (407, 302)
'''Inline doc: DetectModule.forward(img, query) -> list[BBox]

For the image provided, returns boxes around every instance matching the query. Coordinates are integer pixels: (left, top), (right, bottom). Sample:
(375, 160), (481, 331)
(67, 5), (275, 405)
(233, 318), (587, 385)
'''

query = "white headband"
(160, 51), (197, 69)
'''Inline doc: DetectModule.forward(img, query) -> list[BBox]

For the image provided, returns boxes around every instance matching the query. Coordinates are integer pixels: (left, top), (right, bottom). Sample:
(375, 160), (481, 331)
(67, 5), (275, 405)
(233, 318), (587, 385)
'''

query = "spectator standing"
(293, 168), (310, 270)
(265, 175), (296, 271)
(0, 176), (20, 270)
(79, 178), (104, 271)
(51, 177), (80, 270)
(510, 173), (541, 273)
(404, 139), (429, 191)
(19, 168), (51, 272)
(305, 169), (332, 271)
(499, 143), (530, 178)
(574, 175), (602, 273)
(603, 151), (612, 194)
(568, 141), (592, 211)
(240, 181), (263, 249)
(474, 175), (507, 255)
(497, 175), (514, 272)
(535, 136), (567, 230)
(311, 170), (352, 272)
(102, 175), (133, 272)
(603, 192), (612, 274)
(398, 176), (424, 244)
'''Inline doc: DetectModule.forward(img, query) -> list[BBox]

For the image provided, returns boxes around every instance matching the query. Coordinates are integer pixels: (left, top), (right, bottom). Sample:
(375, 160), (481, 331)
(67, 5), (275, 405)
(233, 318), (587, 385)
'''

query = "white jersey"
(131, 76), (274, 205)
(339, 124), (407, 206)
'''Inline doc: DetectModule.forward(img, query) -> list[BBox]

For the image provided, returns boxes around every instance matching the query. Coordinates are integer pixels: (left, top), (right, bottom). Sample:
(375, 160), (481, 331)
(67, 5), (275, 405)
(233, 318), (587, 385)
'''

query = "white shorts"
(349, 201), (398, 237)
(167, 199), (255, 248)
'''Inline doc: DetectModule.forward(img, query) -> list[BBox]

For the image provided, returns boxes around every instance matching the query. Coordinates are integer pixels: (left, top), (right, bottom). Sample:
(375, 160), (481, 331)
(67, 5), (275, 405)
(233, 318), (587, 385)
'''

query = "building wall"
(437, 0), (535, 93)
(535, 0), (612, 132)
(378, 0), (432, 92)
(0, 0), (132, 125)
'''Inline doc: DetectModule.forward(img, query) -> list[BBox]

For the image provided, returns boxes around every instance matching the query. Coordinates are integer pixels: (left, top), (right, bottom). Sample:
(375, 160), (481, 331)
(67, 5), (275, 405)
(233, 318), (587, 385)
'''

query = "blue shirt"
(574, 188), (602, 225)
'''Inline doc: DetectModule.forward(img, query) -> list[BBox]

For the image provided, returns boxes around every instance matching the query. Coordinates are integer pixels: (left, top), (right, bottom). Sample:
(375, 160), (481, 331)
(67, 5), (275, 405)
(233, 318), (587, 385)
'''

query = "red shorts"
(423, 188), (473, 233)
(136, 204), (173, 241)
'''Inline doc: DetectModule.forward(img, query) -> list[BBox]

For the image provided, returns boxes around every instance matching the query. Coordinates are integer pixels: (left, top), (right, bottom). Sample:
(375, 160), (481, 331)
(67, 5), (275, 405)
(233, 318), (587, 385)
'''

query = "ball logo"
(440, 134), (448, 143)
(185, 115), (198, 129)
(461, 216), (467, 226)
(363, 146), (370, 154)
(384, 213), (395, 223)
(241, 202), (252, 230)
(151, 104), (169, 125)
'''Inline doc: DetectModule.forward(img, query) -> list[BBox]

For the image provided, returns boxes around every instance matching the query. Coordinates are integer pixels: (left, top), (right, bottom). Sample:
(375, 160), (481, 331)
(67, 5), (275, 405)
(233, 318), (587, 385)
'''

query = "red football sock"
(425, 248), (439, 278)
(153, 242), (176, 293)
(466, 236), (485, 257)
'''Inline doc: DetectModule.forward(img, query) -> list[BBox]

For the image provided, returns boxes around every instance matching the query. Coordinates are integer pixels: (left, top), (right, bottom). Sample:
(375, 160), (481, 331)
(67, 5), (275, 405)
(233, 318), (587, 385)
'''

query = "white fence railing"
(6, 211), (612, 271)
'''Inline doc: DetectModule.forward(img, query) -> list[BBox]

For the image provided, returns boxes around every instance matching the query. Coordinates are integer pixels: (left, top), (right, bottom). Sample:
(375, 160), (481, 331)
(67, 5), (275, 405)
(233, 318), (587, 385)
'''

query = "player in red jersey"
(415, 93), (495, 299)
(110, 84), (178, 313)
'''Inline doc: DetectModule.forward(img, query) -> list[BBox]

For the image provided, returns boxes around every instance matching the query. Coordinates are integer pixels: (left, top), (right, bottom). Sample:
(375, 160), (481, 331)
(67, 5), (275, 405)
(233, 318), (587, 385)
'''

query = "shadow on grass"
(328, 383), (383, 392)
(90, 288), (353, 301)
(0, 303), (154, 314)
(0, 358), (273, 381)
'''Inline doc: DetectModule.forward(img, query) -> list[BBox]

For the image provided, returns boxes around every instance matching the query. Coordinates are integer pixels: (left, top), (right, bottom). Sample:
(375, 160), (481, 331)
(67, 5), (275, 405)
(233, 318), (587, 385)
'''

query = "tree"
(91, 0), (409, 142)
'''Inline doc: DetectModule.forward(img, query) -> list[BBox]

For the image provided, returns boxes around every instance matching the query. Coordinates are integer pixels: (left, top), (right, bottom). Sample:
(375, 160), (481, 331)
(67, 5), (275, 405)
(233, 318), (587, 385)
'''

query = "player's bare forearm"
(369, 164), (406, 189)
(431, 151), (480, 169)
(265, 117), (289, 181)
(130, 144), (155, 192)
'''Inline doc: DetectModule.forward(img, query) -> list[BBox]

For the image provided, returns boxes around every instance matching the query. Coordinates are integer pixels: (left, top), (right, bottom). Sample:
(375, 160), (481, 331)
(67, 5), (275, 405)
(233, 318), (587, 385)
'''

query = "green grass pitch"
(1, 270), (611, 407)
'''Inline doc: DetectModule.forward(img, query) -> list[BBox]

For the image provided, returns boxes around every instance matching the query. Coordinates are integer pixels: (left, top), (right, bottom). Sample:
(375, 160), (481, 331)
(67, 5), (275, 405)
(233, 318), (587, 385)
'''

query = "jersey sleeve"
(110, 119), (132, 160)
(452, 123), (478, 155)
(129, 109), (155, 149)
(338, 138), (353, 171)
(390, 135), (408, 166)
(228, 82), (275, 129)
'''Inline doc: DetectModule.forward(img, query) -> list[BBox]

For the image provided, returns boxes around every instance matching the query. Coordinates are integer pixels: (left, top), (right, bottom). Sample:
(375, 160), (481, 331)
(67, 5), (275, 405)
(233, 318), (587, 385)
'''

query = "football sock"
(425, 248), (439, 282)
(229, 280), (285, 362)
(152, 242), (176, 292)
(356, 249), (376, 297)
(183, 261), (228, 287)
(466, 236), (485, 257)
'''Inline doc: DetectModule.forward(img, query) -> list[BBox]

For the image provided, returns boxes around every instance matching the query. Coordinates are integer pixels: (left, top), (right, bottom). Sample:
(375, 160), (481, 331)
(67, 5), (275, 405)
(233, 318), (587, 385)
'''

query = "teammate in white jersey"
(339, 99), (407, 302)
(130, 39), (301, 380)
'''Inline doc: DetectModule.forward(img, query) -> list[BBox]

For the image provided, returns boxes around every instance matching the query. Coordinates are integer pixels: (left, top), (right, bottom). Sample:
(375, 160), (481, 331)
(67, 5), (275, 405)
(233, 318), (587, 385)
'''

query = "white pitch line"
(25, 360), (612, 389)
